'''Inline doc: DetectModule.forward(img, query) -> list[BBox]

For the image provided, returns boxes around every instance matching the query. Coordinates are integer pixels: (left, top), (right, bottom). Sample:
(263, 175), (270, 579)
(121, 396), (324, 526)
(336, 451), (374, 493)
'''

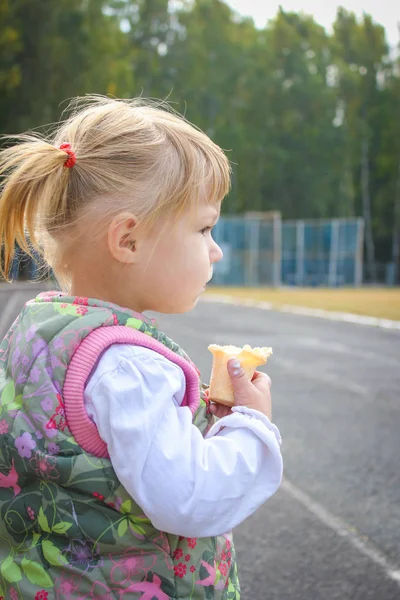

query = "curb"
(202, 294), (400, 331)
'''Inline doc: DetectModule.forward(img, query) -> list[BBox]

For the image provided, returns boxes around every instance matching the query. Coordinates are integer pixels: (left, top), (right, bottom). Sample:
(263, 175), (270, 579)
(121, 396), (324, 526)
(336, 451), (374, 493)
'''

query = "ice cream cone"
(208, 344), (272, 407)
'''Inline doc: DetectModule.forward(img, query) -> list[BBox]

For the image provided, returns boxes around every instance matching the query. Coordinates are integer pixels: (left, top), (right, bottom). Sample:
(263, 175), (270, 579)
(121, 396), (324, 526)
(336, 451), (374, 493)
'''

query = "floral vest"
(0, 292), (240, 600)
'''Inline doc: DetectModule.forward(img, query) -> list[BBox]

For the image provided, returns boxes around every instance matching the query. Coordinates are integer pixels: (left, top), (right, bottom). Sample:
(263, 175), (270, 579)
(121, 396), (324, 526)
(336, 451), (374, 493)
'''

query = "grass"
(205, 287), (400, 321)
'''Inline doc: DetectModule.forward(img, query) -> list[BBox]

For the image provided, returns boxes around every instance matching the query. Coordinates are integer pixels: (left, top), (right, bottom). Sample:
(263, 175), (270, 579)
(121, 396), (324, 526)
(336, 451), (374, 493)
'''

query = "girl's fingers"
(209, 403), (232, 419)
(251, 370), (272, 388)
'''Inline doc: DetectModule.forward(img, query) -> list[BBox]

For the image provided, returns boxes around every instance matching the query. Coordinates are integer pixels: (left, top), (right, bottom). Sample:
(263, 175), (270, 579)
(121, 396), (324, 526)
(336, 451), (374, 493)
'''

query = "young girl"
(0, 96), (282, 600)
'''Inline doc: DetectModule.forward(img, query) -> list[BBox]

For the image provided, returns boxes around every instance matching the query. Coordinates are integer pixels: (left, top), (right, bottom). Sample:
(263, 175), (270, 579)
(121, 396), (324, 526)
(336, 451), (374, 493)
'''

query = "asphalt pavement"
(1, 283), (400, 600)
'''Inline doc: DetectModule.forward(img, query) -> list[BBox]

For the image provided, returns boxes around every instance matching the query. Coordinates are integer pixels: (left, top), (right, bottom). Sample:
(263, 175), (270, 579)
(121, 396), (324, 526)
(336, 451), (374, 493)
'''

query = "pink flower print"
(111, 550), (156, 585)
(15, 431), (36, 458)
(174, 562), (187, 578)
(173, 548), (183, 560)
(187, 537), (197, 549)
(73, 297), (89, 306)
(60, 303), (68, 308)
(124, 574), (170, 599)
(82, 581), (117, 600)
(219, 562), (228, 576)
(27, 506), (35, 520)
(185, 554), (191, 562)
(46, 394), (67, 432)
(47, 442), (59, 455)
(113, 313), (118, 325)
(190, 565), (196, 573)
(76, 306), (88, 316)
(221, 551), (227, 561)
(56, 395), (65, 415)
(10, 588), (18, 600)
(0, 419), (9, 435)
(0, 459), (21, 496)
(153, 532), (171, 556)
(54, 573), (81, 600)
(196, 559), (216, 587)
(35, 591), (48, 600)
(30, 365), (41, 382)
(41, 396), (53, 412)
(29, 452), (59, 481)
(225, 539), (231, 550)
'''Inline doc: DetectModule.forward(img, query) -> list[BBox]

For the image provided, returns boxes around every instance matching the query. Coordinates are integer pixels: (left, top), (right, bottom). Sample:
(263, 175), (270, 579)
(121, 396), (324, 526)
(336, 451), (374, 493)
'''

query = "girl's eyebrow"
(198, 206), (220, 224)
(209, 210), (220, 224)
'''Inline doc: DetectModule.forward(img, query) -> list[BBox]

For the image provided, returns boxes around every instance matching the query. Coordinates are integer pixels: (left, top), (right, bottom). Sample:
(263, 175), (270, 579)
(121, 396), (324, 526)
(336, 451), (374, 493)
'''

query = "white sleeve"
(84, 344), (283, 538)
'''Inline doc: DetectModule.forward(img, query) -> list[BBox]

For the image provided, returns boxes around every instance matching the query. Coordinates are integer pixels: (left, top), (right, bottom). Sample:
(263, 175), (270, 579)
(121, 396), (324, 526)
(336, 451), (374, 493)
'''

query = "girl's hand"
(209, 402), (233, 419)
(204, 388), (232, 419)
(227, 360), (272, 419)
(204, 361), (272, 421)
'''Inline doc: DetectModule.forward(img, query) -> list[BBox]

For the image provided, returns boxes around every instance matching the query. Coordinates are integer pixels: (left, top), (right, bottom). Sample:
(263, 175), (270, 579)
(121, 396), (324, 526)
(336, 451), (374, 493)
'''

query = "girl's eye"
(200, 226), (212, 236)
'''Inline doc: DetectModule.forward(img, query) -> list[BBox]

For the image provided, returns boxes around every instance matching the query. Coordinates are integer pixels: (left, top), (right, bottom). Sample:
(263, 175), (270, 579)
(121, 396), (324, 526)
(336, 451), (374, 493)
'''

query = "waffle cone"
(208, 344), (272, 407)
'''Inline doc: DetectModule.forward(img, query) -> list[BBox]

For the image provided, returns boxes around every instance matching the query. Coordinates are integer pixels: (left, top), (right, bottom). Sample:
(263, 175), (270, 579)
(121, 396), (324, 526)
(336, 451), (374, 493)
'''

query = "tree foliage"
(0, 0), (399, 274)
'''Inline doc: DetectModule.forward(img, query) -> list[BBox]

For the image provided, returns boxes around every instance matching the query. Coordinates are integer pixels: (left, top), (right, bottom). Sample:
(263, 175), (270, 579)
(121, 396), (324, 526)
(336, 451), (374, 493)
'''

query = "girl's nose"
(210, 239), (223, 264)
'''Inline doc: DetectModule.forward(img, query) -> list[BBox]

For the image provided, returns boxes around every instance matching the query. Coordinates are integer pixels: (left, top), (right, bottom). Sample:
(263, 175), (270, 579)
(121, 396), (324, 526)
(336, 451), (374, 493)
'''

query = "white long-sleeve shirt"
(84, 344), (283, 538)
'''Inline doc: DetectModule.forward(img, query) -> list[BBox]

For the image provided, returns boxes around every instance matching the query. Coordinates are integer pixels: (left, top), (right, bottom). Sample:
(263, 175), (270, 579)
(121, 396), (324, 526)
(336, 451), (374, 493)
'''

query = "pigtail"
(0, 134), (72, 281)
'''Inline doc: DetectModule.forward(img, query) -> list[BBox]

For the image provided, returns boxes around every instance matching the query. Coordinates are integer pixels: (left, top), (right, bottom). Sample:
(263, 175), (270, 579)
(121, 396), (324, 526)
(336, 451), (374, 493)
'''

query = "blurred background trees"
(0, 0), (399, 279)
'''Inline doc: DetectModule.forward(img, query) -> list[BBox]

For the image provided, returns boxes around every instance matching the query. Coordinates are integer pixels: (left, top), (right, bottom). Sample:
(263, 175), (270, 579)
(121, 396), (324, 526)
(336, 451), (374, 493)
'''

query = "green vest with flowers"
(0, 292), (240, 599)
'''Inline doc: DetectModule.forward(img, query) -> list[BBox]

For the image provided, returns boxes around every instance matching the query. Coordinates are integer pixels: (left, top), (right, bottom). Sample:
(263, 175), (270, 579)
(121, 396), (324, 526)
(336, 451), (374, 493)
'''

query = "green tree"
(110, 0), (172, 96)
(0, 0), (130, 133)
(332, 8), (390, 279)
(0, 0), (398, 277)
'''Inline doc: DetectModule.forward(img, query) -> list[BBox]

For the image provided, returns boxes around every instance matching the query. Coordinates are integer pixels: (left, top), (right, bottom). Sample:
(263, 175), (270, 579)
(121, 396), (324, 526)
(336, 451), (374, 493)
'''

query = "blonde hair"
(0, 95), (231, 289)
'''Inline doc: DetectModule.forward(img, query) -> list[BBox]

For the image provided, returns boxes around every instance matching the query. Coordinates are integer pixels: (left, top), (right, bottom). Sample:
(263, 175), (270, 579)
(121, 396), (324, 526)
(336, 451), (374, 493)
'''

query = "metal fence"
(212, 215), (364, 287)
(212, 212), (282, 287)
(281, 218), (364, 287)
(7, 216), (365, 288)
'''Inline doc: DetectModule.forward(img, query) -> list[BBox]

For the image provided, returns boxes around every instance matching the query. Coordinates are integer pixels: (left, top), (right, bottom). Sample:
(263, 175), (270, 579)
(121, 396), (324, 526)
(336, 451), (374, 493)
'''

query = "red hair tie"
(59, 143), (76, 169)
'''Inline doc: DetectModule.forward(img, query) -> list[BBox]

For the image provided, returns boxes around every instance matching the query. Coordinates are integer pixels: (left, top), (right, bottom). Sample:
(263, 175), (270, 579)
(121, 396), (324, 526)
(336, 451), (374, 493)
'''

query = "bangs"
(141, 127), (231, 231)
(201, 145), (231, 206)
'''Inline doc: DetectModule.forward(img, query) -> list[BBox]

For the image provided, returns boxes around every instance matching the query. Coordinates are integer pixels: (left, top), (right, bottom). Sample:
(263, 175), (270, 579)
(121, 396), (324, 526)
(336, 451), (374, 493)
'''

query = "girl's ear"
(107, 213), (138, 264)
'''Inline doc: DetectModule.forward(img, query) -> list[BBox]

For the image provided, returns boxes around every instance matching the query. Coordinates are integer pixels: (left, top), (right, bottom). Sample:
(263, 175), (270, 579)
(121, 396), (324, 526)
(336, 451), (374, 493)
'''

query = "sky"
(225, 0), (399, 47)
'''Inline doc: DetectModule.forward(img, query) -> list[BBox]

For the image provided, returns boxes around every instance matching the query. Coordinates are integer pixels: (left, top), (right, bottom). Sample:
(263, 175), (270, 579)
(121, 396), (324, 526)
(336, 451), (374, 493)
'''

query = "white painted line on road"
(280, 304), (400, 331)
(287, 336), (400, 367)
(202, 295), (400, 331)
(281, 478), (400, 586)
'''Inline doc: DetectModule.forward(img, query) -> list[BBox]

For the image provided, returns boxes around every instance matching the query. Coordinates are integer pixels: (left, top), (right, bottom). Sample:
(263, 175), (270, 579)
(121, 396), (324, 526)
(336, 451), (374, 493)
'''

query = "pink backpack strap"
(63, 326), (200, 458)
